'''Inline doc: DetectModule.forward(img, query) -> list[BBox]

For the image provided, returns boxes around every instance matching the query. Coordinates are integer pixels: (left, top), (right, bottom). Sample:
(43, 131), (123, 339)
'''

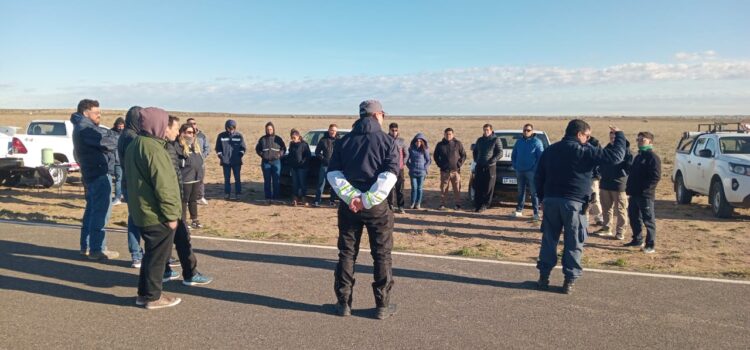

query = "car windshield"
(494, 132), (549, 149)
(303, 131), (349, 146)
(719, 136), (750, 154)
(28, 122), (66, 136)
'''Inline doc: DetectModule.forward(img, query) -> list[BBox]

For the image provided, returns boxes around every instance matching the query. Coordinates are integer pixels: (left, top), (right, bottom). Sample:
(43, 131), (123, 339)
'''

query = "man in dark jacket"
(255, 121), (286, 202)
(111, 117), (125, 206)
(434, 128), (466, 210)
(118, 106), (145, 267)
(624, 131), (662, 254)
(534, 120), (626, 294)
(71, 99), (119, 261)
(386, 123), (407, 214)
(511, 123), (544, 220)
(287, 129), (311, 206)
(314, 124), (339, 206)
(327, 100), (399, 319)
(215, 119), (246, 200)
(472, 124), (503, 212)
(587, 137), (605, 226)
(187, 117), (210, 205)
(594, 133), (633, 240)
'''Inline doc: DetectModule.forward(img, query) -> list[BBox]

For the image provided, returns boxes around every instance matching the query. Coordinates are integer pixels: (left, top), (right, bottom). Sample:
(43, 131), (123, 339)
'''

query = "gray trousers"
(537, 197), (588, 280)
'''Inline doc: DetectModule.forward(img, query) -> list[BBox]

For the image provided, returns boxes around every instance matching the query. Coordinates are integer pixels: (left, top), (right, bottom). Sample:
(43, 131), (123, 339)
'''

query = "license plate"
(502, 177), (517, 185)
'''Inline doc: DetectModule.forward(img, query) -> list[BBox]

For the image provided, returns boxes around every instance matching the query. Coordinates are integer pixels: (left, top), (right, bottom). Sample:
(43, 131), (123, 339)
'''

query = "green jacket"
(124, 136), (182, 227)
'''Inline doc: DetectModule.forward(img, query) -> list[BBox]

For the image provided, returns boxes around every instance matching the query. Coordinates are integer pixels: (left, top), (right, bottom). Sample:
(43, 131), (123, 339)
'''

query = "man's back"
(329, 117), (398, 191)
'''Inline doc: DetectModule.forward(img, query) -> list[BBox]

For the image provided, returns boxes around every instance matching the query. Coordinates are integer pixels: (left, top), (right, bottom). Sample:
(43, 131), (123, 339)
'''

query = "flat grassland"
(1, 109), (748, 279)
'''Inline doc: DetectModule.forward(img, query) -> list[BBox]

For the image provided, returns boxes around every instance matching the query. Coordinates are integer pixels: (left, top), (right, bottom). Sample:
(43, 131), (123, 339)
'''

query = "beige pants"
(600, 189), (629, 234)
(588, 179), (603, 221)
(440, 170), (461, 206)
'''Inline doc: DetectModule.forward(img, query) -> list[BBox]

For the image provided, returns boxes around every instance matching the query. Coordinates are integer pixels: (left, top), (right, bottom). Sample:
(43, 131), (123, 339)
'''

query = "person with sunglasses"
(534, 119), (626, 294)
(511, 123), (544, 220)
(186, 118), (210, 205)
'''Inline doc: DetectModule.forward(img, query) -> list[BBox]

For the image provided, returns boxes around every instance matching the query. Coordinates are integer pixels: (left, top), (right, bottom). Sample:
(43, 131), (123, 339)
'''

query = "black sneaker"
(623, 240), (644, 247)
(335, 302), (351, 317)
(562, 279), (575, 294)
(376, 304), (397, 320)
(537, 275), (550, 291)
(454, 204), (461, 210)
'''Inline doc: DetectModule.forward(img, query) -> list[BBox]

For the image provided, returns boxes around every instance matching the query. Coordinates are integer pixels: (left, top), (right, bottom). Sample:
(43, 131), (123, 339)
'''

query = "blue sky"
(1, 0), (748, 115)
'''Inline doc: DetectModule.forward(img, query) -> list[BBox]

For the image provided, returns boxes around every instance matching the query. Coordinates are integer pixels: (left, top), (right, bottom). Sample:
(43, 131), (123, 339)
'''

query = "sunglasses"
(523, 129), (532, 132)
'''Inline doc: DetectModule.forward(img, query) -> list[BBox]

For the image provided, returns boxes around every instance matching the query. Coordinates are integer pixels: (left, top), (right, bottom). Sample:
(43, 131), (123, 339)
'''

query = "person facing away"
(593, 132), (633, 241)
(215, 119), (246, 200)
(118, 106), (145, 268)
(125, 107), (183, 309)
(433, 128), (466, 210)
(327, 99), (399, 320)
(255, 121), (286, 203)
(511, 123), (544, 220)
(406, 133), (431, 209)
(386, 122), (407, 214)
(472, 124), (503, 212)
(314, 123), (339, 207)
(111, 117), (126, 206)
(186, 117), (210, 205)
(587, 136), (605, 226)
(534, 119), (626, 294)
(70, 98), (119, 261)
(287, 128), (312, 206)
(624, 131), (662, 254)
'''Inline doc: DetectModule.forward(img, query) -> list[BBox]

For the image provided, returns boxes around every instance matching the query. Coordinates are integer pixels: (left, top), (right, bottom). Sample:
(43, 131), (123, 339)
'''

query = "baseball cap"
(359, 100), (384, 118)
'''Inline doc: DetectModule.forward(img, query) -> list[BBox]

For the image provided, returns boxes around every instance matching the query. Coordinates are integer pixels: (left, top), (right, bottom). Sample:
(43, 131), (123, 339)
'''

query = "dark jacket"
(70, 113), (117, 182)
(216, 130), (247, 166)
(165, 141), (185, 186)
(117, 107), (142, 194)
(391, 135), (407, 170)
(535, 132), (626, 204)
(328, 117), (399, 192)
(315, 133), (339, 166)
(589, 137), (602, 180)
(406, 133), (431, 177)
(511, 134), (544, 172)
(626, 149), (662, 199)
(111, 128), (122, 166)
(599, 141), (633, 192)
(287, 140), (312, 169)
(473, 134), (503, 167)
(434, 138), (466, 172)
(255, 134), (286, 162)
(177, 142), (205, 184)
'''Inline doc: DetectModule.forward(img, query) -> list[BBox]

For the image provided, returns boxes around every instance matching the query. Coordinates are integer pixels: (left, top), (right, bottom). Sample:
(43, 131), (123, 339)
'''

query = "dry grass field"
(1, 109), (748, 279)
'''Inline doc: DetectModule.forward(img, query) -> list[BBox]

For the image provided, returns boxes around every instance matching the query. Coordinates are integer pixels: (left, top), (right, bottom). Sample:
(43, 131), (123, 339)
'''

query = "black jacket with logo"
(255, 134), (286, 162)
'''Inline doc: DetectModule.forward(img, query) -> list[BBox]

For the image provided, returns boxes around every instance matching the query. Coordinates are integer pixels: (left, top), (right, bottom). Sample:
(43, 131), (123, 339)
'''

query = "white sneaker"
(112, 199), (122, 206)
(513, 211), (523, 218)
(198, 198), (209, 205)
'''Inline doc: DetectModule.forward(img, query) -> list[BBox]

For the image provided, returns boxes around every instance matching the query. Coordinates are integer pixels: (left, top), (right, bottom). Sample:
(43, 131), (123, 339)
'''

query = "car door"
(684, 136), (708, 192)
(698, 137), (718, 192)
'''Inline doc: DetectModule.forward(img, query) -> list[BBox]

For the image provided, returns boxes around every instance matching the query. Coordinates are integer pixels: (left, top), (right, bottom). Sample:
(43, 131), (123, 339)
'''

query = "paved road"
(0, 222), (748, 349)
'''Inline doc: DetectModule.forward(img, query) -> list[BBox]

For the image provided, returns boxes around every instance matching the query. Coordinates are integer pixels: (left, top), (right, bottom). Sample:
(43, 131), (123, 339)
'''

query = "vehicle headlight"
(729, 163), (750, 176)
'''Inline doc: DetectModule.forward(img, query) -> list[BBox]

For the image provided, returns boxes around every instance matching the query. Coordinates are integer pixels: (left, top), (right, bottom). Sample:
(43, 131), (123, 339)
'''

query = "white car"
(0, 120), (79, 188)
(672, 123), (750, 218)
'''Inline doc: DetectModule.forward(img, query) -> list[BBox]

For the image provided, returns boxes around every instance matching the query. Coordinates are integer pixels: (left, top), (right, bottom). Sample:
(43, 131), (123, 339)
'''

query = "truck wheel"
(709, 179), (733, 218)
(674, 174), (693, 204)
(47, 164), (68, 188)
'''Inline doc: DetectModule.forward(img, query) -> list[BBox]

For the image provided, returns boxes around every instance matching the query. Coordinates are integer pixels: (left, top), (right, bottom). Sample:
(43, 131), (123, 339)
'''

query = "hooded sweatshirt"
(117, 106), (142, 194)
(255, 123), (286, 162)
(406, 133), (431, 177)
(70, 112), (118, 182)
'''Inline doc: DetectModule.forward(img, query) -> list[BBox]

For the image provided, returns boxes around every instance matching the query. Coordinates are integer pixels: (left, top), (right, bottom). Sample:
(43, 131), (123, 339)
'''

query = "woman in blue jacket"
(406, 133), (431, 209)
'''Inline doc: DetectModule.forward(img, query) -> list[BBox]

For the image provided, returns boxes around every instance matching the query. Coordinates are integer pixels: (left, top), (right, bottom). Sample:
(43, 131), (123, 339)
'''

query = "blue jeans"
(123, 188), (142, 260)
(515, 170), (539, 215)
(261, 160), (281, 199)
(223, 164), (242, 194)
(113, 165), (123, 201)
(291, 168), (308, 198)
(537, 197), (588, 280)
(80, 174), (113, 253)
(410, 176), (425, 206)
(314, 165), (329, 203)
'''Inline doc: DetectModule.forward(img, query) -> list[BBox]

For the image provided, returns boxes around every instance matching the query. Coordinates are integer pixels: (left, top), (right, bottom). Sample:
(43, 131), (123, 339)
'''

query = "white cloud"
(2, 52), (749, 115)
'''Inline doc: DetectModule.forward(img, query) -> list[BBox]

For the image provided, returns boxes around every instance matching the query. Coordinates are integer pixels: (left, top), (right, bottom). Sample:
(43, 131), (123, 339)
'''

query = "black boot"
(537, 275), (550, 291)
(562, 279), (575, 294)
(376, 304), (398, 320)
(335, 301), (351, 317)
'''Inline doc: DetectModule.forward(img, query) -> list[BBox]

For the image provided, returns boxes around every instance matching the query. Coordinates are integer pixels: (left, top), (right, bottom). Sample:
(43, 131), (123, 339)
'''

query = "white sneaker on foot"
(198, 198), (208, 205)
(513, 211), (523, 218)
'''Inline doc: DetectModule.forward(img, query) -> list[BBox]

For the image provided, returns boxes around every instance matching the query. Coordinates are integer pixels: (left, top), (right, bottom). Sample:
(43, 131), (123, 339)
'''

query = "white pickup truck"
(672, 122), (750, 218)
(0, 120), (79, 188)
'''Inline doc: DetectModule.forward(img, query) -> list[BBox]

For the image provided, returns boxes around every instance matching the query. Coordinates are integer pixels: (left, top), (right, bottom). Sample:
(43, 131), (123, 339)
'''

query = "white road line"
(2, 219), (748, 285)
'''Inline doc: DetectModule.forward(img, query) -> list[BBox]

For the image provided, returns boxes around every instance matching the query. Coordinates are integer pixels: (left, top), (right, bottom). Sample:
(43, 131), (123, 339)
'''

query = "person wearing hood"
(255, 121), (286, 202)
(472, 124), (503, 212)
(594, 132), (634, 240)
(511, 123), (544, 220)
(624, 131), (662, 254)
(124, 107), (183, 309)
(327, 100), (399, 319)
(386, 123), (407, 214)
(286, 128), (312, 206)
(313, 123), (339, 206)
(70, 98), (119, 261)
(434, 128), (466, 210)
(406, 133), (431, 209)
(118, 106), (145, 267)
(186, 117), (210, 205)
(215, 119), (247, 200)
(111, 117), (126, 206)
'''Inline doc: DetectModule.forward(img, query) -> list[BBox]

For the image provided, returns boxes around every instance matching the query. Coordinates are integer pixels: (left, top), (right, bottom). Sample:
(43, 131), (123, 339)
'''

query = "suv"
(467, 130), (550, 202)
(672, 122), (750, 218)
(279, 128), (351, 194)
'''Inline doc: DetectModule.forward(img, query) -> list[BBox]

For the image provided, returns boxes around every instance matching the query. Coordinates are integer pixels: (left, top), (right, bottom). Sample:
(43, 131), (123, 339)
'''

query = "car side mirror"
(698, 149), (713, 158)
